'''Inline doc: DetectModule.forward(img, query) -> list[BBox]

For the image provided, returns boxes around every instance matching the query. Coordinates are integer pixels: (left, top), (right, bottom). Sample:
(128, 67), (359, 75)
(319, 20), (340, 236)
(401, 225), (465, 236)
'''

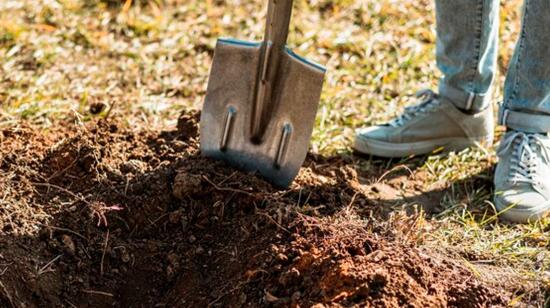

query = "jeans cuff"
(499, 106), (550, 133)
(439, 83), (491, 113)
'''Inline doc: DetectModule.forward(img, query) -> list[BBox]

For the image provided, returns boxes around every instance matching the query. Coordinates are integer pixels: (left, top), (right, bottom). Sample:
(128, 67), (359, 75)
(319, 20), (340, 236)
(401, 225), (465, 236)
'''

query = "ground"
(0, 0), (548, 307)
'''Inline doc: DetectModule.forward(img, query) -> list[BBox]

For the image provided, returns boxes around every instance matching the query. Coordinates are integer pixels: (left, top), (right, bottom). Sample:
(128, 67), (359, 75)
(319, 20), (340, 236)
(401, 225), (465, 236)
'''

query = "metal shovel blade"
(200, 38), (325, 188)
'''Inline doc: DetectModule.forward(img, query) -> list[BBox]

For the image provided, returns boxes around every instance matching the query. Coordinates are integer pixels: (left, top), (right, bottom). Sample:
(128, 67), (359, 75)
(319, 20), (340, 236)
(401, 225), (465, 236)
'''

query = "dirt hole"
(0, 111), (512, 307)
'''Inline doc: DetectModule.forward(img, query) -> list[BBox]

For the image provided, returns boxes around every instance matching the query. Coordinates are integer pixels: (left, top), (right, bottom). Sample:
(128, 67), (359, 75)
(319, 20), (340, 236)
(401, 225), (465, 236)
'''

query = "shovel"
(200, 0), (326, 188)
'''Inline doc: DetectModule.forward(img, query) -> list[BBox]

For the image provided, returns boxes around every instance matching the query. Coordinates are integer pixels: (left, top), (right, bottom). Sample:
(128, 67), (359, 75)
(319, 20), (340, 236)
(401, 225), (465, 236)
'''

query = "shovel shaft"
(265, 0), (294, 51)
(251, 0), (295, 142)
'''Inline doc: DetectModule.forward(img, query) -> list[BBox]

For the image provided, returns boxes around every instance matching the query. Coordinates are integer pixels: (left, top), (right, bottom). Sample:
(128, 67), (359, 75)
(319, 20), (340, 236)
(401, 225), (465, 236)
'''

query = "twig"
(82, 289), (114, 297)
(146, 213), (170, 229)
(38, 254), (62, 276)
(36, 223), (88, 241)
(0, 279), (15, 308)
(104, 99), (118, 121)
(46, 158), (78, 181)
(202, 176), (255, 196)
(32, 182), (90, 205)
(100, 230), (110, 276)
(124, 177), (130, 196)
(217, 171), (238, 186)
(256, 212), (291, 234)
(345, 192), (359, 214)
(376, 164), (414, 183)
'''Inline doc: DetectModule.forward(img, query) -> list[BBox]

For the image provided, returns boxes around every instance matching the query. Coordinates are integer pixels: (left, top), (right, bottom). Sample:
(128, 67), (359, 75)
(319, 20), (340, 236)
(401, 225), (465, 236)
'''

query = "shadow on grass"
(297, 151), (496, 220)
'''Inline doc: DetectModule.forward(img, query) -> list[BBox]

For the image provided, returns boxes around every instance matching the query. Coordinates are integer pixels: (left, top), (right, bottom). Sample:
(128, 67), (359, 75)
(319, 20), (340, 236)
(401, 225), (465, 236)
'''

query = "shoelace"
(498, 131), (550, 194)
(390, 89), (441, 127)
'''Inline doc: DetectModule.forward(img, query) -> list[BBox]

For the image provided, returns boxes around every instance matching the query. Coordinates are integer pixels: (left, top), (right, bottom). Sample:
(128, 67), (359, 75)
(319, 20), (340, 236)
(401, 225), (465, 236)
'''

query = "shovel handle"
(251, 0), (294, 142)
(264, 0), (294, 49)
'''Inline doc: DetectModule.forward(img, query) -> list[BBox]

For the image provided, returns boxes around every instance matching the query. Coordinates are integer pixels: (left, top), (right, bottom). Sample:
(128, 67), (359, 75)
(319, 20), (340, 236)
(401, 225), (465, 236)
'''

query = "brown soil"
(0, 111), (515, 307)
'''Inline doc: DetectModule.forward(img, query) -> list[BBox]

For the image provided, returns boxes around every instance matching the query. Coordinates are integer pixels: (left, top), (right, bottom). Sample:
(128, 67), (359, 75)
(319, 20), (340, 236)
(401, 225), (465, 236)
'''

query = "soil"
(0, 110), (517, 307)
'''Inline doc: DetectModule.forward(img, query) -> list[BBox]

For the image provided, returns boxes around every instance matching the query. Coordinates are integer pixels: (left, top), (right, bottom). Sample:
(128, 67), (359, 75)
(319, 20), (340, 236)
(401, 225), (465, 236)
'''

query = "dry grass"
(0, 0), (548, 306)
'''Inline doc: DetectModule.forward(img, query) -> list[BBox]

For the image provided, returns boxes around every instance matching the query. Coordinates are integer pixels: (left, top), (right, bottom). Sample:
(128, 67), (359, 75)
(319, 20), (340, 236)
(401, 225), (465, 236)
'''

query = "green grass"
(1, 0), (548, 305)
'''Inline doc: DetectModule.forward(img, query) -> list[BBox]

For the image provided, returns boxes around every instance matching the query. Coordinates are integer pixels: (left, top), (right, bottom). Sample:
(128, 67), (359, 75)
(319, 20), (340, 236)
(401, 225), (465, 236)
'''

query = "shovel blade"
(200, 38), (325, 188)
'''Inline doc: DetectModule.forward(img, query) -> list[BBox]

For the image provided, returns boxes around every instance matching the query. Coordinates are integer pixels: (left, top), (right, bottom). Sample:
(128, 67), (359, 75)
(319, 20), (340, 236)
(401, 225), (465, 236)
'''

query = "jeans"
(436, 0), (550, 133)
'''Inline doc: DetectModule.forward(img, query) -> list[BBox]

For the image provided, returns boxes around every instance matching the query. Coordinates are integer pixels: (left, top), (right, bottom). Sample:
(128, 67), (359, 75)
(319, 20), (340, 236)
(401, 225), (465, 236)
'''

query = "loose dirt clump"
(0, 111), (516, 307)
(261, 214), (505, 307)
(172, 172), (204, 200)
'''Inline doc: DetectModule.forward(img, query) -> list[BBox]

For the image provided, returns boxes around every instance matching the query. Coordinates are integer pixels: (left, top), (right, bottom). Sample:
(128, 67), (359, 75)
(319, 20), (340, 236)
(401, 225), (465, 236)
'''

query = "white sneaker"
(494, 131), (550, 223)
(354, 90), (494, 157)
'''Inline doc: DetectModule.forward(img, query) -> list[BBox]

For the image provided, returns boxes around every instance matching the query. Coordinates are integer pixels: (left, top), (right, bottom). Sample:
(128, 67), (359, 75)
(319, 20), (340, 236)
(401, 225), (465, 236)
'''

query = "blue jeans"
(436, 0), (550, 133)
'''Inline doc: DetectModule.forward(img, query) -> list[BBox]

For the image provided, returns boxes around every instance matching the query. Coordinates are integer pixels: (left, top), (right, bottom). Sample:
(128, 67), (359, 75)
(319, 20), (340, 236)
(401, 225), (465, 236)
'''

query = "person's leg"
(354, 0), (498, 157)
(495, 0), (550, 223)
(500, 0), (550, 132)
(436, 0), (500, 113)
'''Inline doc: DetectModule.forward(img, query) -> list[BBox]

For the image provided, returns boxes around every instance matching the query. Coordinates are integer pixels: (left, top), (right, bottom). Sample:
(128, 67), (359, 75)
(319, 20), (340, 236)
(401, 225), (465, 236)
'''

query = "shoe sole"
(494, 199), (550, 223)
(354, 136), (492, 158)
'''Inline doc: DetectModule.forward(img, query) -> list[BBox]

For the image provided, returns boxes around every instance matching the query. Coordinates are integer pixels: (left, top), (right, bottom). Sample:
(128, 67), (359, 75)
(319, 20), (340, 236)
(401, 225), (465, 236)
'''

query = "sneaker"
(354, 90), (494, 157)
(494, 131), (550, 223)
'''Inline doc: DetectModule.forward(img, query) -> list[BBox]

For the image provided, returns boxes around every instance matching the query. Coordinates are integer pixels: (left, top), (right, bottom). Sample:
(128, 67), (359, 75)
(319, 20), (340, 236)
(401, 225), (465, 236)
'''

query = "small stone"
(172, 172), (203, 200)
(89, 102), (107, 115)
(61, 235), (76, 255)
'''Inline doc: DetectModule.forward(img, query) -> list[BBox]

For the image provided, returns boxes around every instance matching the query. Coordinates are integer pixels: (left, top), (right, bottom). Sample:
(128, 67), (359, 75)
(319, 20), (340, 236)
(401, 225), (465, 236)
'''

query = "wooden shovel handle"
(250, 0), (294, 142)
(264, 0), (294, 49)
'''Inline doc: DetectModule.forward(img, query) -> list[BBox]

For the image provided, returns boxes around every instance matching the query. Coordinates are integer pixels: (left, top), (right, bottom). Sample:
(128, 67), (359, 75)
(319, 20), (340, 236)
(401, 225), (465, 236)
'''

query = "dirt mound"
(261, 215), (503, 307)
(0, 111), (510, 307)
